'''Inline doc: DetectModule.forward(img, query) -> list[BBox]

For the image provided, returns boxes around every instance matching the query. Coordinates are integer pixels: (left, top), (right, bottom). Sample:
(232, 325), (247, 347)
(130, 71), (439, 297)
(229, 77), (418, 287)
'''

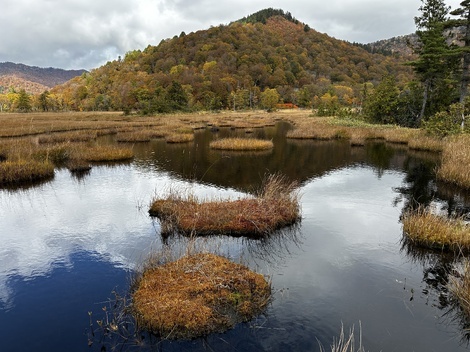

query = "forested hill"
(0, 62), (86, 94)
(51, 9), (414, 112)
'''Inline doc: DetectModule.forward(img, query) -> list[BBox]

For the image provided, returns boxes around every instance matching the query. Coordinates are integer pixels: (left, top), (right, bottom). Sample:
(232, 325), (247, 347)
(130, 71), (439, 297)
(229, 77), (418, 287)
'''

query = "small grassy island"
(402, 208), (470, 252)
(209, 138), (274, 151)
(149, 175), (300, 237)
(132, 252), (271, 339)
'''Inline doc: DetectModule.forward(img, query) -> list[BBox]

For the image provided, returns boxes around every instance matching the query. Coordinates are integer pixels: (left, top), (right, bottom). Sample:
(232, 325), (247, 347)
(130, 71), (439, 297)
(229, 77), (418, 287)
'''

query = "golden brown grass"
(0, 160), (54, 185)
(286, 124), (350, 140)
(73, 145), (134, 162)
(209, 138), (274, 151)
(408, 134), (444, 152)
(436, 135), (470, 189)
(164, 133), (195, 143)
(402, 208), (470, 251)
(149, 174), (300, 237)
(132, 252), (271, 339)
(38, 131), (97, 144)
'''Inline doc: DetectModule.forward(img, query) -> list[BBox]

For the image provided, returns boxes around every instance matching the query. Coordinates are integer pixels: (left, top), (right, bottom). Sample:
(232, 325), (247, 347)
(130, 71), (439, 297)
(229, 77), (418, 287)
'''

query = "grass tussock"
(38, 131), (97, 144)
(164, 133), (195, 143)
(402, 208), (470, 251)
(149, 174), (300, 237)
(437, 135), (470, 189)
(286, 124), (349, 140)
(73, 145), (134, 162)
(0, 160), (54, 185)
(209, 138), (274, 151)
(132, 252), (271, 339)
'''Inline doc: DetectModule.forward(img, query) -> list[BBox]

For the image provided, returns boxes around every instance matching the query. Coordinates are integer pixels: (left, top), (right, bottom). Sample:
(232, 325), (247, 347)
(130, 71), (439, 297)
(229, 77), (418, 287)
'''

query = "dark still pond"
(1, 122), (470, 351)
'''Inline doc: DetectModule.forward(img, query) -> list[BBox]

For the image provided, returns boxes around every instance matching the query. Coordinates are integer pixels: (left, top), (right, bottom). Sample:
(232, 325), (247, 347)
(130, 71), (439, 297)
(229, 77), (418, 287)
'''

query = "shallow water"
(1, 122), (470, 351)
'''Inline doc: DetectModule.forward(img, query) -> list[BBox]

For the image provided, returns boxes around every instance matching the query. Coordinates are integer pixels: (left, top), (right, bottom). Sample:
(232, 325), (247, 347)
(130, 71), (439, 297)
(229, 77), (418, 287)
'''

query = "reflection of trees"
(401, 236), (470, 344)
(393, 154), (438, 212)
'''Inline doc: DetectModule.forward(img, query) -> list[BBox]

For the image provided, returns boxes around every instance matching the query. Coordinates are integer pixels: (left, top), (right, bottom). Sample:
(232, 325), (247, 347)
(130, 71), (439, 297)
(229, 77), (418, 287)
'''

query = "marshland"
(2, 110), (470, 351)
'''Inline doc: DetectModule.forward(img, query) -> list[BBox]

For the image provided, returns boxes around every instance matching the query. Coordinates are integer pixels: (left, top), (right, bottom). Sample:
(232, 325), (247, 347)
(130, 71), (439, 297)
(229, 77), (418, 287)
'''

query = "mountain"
(355, 34), (417, 57)
(51, 8), (414, 112)
(0, 62), (86, 94)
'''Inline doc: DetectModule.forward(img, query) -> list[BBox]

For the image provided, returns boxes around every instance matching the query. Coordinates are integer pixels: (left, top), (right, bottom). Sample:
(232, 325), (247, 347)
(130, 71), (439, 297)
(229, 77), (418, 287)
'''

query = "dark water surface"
(1, 122), (470, 351)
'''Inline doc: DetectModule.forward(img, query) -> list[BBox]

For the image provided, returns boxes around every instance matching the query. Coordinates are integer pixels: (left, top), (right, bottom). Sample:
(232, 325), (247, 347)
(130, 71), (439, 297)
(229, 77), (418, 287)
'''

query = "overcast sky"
(0, 0), (463, 70)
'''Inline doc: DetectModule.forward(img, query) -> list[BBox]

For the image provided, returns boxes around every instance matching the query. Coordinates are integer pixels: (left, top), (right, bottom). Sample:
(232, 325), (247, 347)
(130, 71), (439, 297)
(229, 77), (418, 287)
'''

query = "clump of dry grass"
(436, 135), (470, 189)
(402, 207), (470, 251)
(319, 323), (366, 352)
(38, 131), (97, 144)
(0, 160), (54, 185)
(72, 145), (134, 162)
(66, 158), (92, 173)
(408, 134), (444, 152)
(286, 125), (349, 140)
(164, 133), (195, 143)
(209, 138), (274, 151)
(449, 261), (470, 319)
(132, 252), (271, 339)
(149, 174), (300, 237)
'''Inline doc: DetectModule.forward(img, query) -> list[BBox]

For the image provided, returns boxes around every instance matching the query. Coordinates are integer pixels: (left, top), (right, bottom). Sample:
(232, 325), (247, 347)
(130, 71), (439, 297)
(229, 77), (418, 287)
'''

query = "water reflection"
(3, 123), (470, 351)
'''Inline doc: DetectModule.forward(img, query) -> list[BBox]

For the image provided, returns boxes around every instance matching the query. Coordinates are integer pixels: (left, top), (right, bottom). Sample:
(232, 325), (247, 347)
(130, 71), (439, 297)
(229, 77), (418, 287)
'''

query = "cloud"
(0, 0), (464, 69)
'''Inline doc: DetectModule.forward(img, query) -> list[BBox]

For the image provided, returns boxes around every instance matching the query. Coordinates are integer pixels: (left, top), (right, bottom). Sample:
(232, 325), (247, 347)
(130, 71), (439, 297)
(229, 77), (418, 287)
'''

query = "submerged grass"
(209, 138), (274, 151)
(132, 252), (271, 339)
(402, 207), (470, 251)
(149, 174), (300, 237)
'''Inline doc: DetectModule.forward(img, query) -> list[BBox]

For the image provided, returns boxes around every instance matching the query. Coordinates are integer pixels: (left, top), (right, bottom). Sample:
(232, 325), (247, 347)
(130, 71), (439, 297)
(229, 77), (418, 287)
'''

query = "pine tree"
(447, 1), (470, 104)
(410, 0), (458, 123)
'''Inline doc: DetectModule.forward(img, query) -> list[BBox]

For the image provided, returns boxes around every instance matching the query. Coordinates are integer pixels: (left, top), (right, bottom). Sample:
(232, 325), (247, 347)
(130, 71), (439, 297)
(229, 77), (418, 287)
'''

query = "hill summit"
(51, 9), (413, 112)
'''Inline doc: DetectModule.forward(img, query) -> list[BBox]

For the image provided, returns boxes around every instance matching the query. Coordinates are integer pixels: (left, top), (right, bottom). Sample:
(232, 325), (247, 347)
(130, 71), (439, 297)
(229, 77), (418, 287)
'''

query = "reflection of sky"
(0, 166), (243, 309)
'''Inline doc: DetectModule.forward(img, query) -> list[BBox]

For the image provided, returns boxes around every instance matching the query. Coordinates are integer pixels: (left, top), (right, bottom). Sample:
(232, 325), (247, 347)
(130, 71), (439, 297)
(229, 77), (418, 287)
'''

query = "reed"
(209, 138), (274, 151)
(149, 174), (300, 237)
(436, 135), (470, 189)
(408, 134), (444, 152)
(402, 208), (470, 251)
(0, 160), (54, 185)
(319, 323), (366, 352)
(449, 261), (470, 319)
(132, 252), (271, 339)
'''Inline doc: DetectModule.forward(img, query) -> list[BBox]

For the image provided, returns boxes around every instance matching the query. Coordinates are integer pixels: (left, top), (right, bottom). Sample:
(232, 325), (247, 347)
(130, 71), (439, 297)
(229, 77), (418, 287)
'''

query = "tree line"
(1, 3), (469, 136)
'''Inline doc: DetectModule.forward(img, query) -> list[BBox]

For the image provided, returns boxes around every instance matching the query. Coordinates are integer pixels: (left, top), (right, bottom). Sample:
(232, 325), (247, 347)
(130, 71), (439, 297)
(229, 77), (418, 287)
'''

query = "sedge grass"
(132, 252), (271, 339)
(436, 135), (470, 189)
(402, 208), (470, 251)
(209, 138), (274, 151)
(72, 145), (134, 162)
(449, 261), (470, 319)
(164, 133), (195, 143)
(149, 174), (300, 237)
(0, 160), (54, 185)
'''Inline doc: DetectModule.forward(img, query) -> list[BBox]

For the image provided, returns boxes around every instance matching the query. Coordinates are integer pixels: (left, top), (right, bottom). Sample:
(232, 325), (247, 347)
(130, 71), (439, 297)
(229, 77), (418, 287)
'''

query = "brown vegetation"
(402, 208), (470, 251)
(149, 174), (300, 237)
(436, 135), (470, 189)
(449, 261), (470, 319)
(209, 138), (274, 151)
(132, 252), (271, 339)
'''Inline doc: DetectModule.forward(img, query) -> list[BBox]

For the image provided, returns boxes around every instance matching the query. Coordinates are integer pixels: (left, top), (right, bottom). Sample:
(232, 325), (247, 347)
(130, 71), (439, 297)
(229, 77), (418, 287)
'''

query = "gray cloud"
(0, 0), (463, 69)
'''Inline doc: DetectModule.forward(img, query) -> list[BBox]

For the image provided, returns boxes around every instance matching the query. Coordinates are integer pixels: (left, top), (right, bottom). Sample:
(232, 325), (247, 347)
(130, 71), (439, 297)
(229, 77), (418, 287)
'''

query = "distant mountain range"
(0, 62), (87, 94)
